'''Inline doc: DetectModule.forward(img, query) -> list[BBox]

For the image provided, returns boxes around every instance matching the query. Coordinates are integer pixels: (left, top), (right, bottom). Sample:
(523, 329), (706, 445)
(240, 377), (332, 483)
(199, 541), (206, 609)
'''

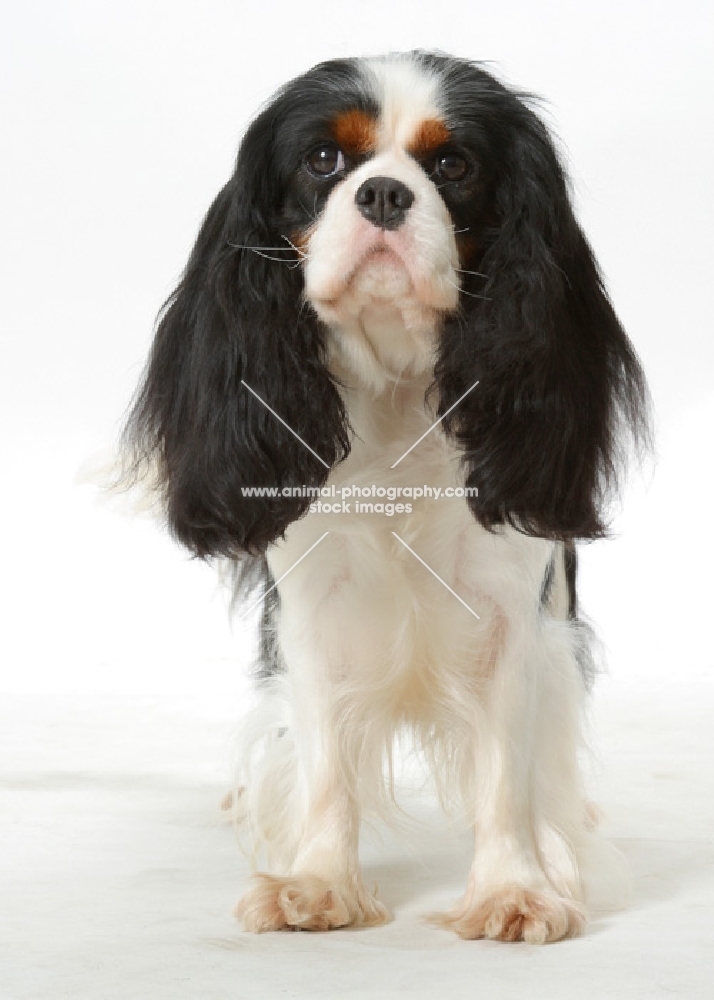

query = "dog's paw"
(433, 884), (585, 944)
(235, 873), (389, 932)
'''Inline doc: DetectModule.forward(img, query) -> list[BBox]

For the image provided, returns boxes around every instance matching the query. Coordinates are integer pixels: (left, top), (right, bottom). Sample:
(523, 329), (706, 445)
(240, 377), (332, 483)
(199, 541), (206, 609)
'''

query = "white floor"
(2, 684), (712, 1000)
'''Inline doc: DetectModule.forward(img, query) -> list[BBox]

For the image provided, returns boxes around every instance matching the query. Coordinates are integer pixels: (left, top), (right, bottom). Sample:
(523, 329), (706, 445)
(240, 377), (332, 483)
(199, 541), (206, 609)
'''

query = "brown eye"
(435, 152), (469, 182)
(306, 145), (345, 177)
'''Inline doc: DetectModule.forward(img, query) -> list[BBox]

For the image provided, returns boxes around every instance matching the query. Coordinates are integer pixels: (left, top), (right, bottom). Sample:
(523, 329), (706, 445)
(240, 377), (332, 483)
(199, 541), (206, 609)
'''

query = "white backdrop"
(1, 0), (712, 703)
(2, 4), (714, 999)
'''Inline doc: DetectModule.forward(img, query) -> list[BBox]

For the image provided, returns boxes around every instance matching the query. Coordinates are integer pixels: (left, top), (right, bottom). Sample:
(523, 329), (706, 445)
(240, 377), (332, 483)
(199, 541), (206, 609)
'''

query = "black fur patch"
(124, 59), (377, 558)
(564, 540), (578, 620)
(426, 55), (649, 540)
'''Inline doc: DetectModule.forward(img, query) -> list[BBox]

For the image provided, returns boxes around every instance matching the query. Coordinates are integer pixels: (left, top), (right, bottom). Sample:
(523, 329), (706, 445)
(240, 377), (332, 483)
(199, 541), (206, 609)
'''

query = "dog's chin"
(350, 247), (413, 299)
(308, 249), (446, 331)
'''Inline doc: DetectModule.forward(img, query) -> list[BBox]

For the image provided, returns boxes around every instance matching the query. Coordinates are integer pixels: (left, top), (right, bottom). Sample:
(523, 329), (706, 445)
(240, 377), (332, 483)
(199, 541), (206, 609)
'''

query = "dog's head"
(125, 52), (648, 558)
(292, 59), (468, 381)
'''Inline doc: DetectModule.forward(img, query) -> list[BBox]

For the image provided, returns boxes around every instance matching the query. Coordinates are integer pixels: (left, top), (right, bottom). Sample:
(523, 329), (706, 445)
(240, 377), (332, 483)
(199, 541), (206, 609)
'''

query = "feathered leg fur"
(234, 519), (598, 940)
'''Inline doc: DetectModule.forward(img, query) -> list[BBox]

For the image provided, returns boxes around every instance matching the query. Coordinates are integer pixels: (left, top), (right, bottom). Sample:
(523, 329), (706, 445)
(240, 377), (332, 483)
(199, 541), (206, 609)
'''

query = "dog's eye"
(306, 145), (346, 178)
(435, 152), (470, 182)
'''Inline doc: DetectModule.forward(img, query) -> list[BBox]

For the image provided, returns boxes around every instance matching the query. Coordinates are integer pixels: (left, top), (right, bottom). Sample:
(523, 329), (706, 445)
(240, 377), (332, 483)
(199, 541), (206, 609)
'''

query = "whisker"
(227, 241), (311, 267)
(281, 235), (310, 260)
(455, 267), (489, 279)
(227, 245), (296, 263)
(297, 195), (319, 224)
(444, 276), (491, 301)
(227, 244), (295, 252)
(408, 233), (490, 282)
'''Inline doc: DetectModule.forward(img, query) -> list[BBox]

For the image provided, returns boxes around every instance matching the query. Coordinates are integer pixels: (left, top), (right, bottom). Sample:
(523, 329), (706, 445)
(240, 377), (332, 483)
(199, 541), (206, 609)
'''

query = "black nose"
(354, 176), (414, 230)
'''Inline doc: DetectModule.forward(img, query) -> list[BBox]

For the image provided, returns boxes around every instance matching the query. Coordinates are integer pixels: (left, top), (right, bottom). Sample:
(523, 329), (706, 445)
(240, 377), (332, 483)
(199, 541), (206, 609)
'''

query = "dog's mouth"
(364, 244), (397, 257)
(345, 243), (413, 300)
(354, 238), (407, 267)
(349, 236), (411, 277)
(305, 225), (459, 320)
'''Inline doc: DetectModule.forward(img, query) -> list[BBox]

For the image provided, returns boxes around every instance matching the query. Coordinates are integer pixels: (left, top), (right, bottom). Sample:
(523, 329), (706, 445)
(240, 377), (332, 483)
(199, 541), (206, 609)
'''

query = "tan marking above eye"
(408, 117), (451, 158)
(331, 110), (377, 158)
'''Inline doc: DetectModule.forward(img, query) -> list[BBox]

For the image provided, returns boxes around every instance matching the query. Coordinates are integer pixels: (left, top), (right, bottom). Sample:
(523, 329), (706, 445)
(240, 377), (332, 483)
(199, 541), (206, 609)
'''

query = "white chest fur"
(266, 375), (555, 720)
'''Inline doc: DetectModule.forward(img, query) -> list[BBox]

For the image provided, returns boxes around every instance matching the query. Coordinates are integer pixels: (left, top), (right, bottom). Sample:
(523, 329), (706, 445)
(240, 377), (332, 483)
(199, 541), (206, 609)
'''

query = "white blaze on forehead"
(364, 55), (443, 151)
(302, 53), (460, 388)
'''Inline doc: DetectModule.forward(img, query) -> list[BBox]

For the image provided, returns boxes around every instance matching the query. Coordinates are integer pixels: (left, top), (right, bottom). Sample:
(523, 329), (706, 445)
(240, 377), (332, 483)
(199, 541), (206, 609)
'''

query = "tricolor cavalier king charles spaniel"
(124, 51), (648, 942)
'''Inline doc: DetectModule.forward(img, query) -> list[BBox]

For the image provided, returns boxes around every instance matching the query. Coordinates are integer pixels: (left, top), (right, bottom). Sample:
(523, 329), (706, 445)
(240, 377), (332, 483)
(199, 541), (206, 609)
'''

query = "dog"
(122, 51), (648, 942)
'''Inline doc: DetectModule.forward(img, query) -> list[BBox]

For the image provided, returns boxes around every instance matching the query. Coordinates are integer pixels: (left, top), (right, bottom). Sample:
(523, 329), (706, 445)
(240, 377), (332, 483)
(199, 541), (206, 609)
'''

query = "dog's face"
(247, 55), (505, 375)
(298, 61), (466, 332)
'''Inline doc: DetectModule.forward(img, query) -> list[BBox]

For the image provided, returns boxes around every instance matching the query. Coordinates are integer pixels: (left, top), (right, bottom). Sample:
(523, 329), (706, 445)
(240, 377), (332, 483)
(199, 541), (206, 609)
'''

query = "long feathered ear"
(123, 136), (350, 558)
(435, 102), (649, 540)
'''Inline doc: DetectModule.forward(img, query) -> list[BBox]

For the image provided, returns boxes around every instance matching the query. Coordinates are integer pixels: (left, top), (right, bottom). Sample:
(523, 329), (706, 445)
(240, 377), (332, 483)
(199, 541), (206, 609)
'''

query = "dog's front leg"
(236, 553), (389, 933)
(237, 767), (387, 932)
(435, 602), (587, 944)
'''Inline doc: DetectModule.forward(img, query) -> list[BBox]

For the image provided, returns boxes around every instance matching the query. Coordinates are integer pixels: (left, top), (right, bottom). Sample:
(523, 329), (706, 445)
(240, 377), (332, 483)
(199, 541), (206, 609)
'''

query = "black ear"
(124, 130), (350, 558)
(435, 103), (649, 540)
